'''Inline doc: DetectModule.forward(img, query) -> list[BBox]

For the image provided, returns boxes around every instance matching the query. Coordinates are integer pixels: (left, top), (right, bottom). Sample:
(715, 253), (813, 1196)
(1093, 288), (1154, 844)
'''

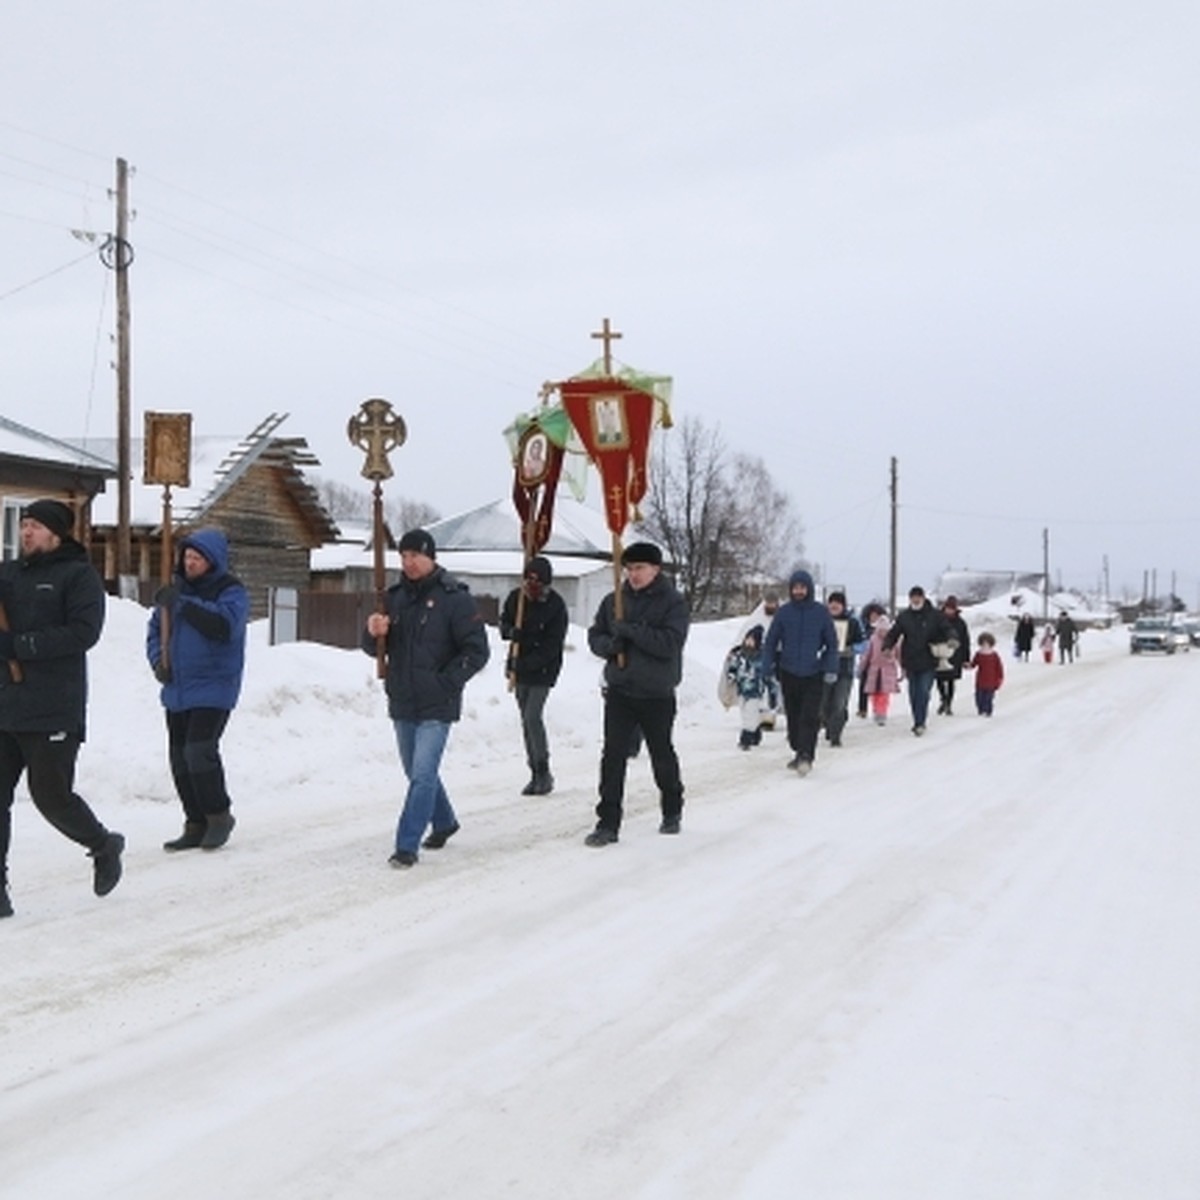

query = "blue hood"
(178, 528), (230, 577)
(788, 569), (815, 599)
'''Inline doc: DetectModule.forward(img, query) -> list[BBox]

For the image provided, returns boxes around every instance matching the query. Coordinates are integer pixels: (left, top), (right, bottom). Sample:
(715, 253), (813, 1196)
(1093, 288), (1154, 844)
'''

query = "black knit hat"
(397, 528), (436, 558)
(621, 542), (663, 567)
(21, 499), (75, 540)
(827, 590), (847, 606)
(525, 556), (552, 585)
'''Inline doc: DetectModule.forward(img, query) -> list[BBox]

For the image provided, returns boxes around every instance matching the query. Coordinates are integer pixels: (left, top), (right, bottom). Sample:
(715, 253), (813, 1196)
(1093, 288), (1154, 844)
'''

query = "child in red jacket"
(968, 632), (1005, 716)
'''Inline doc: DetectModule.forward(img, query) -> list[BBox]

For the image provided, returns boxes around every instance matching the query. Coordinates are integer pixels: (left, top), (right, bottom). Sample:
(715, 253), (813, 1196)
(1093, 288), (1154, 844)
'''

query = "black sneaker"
(91, 832), (125, 897)
(584, 827), (618, 847)
(659, 817), (681, 835)
(913, 724), (926, 737)
(421, 822), (460, 850)
(0, 886), (12, 919)
(200, 812), (236, 851)
(388, 850), (418, 868)
(787, 754), (802, 769)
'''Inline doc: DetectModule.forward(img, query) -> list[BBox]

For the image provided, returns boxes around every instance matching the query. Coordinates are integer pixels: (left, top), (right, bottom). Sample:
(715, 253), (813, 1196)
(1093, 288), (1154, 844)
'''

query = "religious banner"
(143, 412), (192, 488)
(511, 419), (565, 556)
(559, 378), (656, 535)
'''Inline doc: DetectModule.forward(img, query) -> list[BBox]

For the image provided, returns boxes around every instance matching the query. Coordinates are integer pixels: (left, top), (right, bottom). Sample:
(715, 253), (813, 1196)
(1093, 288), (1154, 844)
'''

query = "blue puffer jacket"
(760, 570), (839, 680)
(146, 529), (249, 713)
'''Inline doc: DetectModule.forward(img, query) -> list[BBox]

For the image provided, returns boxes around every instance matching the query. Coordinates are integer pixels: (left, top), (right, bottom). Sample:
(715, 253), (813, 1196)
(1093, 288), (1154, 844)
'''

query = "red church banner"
(559, 378), (656, 534)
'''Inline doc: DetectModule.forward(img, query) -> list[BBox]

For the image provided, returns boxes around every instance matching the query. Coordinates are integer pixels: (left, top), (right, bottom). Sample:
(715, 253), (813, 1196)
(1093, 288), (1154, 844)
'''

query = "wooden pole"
(115, 156), (133, 581)
(372, 480), (387, 679)
(158, 484), (174, 675)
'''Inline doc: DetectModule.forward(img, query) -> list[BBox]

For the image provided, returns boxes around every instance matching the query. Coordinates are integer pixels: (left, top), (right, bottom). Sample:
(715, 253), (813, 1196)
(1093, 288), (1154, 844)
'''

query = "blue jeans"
(391, 720), (455, 854)
(907, 670), (935, 728)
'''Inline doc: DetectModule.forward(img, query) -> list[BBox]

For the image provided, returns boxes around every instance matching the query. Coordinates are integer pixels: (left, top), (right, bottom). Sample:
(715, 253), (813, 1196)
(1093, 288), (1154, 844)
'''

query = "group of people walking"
(1, 500), (248, 919)
(724, 577), (1013, 776)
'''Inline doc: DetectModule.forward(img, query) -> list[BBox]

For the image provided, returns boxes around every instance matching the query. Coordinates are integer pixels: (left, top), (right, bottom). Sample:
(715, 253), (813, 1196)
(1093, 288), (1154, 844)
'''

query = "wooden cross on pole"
(590, 317), (622, 375)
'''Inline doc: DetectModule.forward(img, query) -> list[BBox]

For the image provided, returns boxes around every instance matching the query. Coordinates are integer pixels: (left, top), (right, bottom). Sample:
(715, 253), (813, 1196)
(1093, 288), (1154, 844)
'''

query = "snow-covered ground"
(2, 599), (1198, 1199)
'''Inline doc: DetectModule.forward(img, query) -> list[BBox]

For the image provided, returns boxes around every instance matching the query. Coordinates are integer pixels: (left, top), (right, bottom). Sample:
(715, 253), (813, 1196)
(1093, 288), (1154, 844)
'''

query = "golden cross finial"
(590, 317), (623, 375)
(348, 397), (407, 481)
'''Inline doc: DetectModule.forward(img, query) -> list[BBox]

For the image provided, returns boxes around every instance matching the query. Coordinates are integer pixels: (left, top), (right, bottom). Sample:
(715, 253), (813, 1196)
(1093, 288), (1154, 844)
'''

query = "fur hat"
(21, 499), (75, 540)
(525, 556), (552, 585)
(397, 528), (436, 559)
(621, 542), (663, 567)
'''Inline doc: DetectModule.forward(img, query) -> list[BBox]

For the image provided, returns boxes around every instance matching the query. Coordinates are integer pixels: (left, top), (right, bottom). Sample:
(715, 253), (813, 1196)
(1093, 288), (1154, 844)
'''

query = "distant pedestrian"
(147, 529), (249, 852)
(1014, 613), (1036, 661)
(820, 591), (864, 747)
(968, 632), (1005, 716)
(760, 570), (838, 776)
(499, 556), (568, 796)
(858, 614), (902, 724)
(1055, 610), (1078, 664)
(934, 596), (970, 716)
(883, 585), (951, 736)
(364, 529), (489, 868)
(0, 500), (124, 917)
(586, 542), (688, 844)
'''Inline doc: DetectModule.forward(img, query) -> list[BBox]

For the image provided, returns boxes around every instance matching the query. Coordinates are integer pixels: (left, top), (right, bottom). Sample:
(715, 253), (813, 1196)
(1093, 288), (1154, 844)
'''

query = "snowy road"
(2, 615), (1199, 1198)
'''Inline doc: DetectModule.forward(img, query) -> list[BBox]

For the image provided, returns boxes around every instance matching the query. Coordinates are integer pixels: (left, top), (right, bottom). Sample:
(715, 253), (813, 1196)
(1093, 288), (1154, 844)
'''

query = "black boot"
(200, 811), (236, 850)
(91, 832), (125, 897)
(163, 821), (206, 852)
(526, 762), (554, 796)
(0, 881), (12, 919)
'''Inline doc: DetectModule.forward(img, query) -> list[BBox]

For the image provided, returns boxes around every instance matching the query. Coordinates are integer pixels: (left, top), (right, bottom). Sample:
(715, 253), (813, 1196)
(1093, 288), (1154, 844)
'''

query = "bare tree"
(640, 417), (804, 616)
(387, 497), (440, 532)
(313, 477), (440, 533)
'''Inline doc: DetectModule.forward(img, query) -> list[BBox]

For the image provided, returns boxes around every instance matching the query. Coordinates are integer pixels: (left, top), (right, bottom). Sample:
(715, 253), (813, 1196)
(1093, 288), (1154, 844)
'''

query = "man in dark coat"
(147, 528), (249, 852)
(0, 500), (124, 917)
(499, 556), (568, 796)
(586, 542), (689, 844)
(364, 529), (489, 868)
(760, 569), (839, 775)
(883, 585), (951, 735)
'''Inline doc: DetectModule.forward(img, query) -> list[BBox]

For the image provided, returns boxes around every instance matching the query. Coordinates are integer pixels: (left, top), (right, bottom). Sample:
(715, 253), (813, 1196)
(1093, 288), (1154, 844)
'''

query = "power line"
(0, 249), (96, 301)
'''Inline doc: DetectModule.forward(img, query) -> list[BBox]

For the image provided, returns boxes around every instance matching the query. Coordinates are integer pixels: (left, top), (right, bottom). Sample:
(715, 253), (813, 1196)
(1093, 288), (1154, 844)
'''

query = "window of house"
(2, 500), (21, 561)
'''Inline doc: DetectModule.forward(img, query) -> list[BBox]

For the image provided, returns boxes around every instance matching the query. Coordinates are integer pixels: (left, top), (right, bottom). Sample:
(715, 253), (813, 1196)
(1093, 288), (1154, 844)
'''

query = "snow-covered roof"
(0, 415), (117, 474)
(428, 496), (616, 558)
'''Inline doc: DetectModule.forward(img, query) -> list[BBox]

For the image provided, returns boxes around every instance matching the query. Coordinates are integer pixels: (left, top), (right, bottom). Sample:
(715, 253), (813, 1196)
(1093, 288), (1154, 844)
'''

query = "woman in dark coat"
(1014, 613), (1036, 661)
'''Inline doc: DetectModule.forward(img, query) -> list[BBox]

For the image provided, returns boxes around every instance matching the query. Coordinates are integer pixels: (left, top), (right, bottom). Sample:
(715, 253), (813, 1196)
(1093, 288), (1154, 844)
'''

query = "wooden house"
(87, 413), (339, 617)
(0, 415), (116, 557)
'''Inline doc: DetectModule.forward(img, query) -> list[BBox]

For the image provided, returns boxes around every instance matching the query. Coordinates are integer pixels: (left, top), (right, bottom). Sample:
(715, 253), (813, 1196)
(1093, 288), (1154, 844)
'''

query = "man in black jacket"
(499, 556), (568, 796)
(364, 529), (489, 868)
(0, 500), (124, 917)
(586, 542), (689, 845)
(882, 585), (951, 736)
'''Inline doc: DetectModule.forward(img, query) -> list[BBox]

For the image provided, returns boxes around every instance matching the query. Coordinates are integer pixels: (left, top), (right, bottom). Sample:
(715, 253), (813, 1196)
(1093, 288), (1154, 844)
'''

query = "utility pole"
(888, 456), (898, 616)
(1042, 527), (1049, 620)
(113, 157), (134, 584)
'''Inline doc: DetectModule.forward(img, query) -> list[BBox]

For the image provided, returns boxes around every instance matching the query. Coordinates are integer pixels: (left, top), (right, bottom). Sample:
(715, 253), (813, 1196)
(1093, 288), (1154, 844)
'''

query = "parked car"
(1130, 617), (1176, 654)
(1169, 619), (1192, 652)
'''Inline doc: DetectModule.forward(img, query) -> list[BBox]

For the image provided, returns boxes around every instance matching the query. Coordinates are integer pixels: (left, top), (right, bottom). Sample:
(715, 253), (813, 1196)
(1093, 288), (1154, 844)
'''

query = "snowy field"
(2, 598), (1198, 1199)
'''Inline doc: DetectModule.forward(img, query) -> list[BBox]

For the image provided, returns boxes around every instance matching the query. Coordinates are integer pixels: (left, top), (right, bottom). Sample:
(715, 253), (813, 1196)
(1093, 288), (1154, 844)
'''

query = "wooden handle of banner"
(612, 532), (626, 669)
(0, 600), (22, 683)
(372, 480), (388, 680)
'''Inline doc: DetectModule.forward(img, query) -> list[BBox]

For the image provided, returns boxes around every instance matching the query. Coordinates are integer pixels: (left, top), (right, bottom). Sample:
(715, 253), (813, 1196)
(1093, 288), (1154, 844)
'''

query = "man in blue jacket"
(147, 528), (249, 851)
(365, 529), (489, 868)
(760, 569), (838, 776)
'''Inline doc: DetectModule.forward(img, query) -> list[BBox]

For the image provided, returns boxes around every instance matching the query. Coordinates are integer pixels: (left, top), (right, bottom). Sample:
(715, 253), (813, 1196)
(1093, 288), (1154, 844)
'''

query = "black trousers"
(780, 671), (824, 762)
(0, 730), (108, 876)
(166, 708), (233, 823)
(596, 691), (684, 833)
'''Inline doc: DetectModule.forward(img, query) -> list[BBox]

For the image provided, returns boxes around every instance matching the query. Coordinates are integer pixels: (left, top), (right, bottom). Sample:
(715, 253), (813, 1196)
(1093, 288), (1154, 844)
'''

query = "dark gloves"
(154, 584), (180, 608)
(153, 660), (172, 684)
(0, 630), (14, 659)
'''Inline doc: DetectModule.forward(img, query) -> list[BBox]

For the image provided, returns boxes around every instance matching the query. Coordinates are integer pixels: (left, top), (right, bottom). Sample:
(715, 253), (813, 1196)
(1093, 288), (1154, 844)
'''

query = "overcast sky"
(3, 1), (1198, 603)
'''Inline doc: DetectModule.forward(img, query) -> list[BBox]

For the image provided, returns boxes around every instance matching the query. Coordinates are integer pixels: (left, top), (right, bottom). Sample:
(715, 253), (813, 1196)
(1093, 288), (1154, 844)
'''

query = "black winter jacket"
(589, 571), (689, 699)
(364, 567), (489, 722)
(883, 603), (951, 674)
(500, 587), (568, 687)
(0, 539), (105, 738)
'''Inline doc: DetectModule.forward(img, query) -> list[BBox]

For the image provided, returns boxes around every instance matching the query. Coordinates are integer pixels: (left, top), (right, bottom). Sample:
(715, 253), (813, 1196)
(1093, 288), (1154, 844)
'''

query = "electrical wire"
(0, 249), (96, 301)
